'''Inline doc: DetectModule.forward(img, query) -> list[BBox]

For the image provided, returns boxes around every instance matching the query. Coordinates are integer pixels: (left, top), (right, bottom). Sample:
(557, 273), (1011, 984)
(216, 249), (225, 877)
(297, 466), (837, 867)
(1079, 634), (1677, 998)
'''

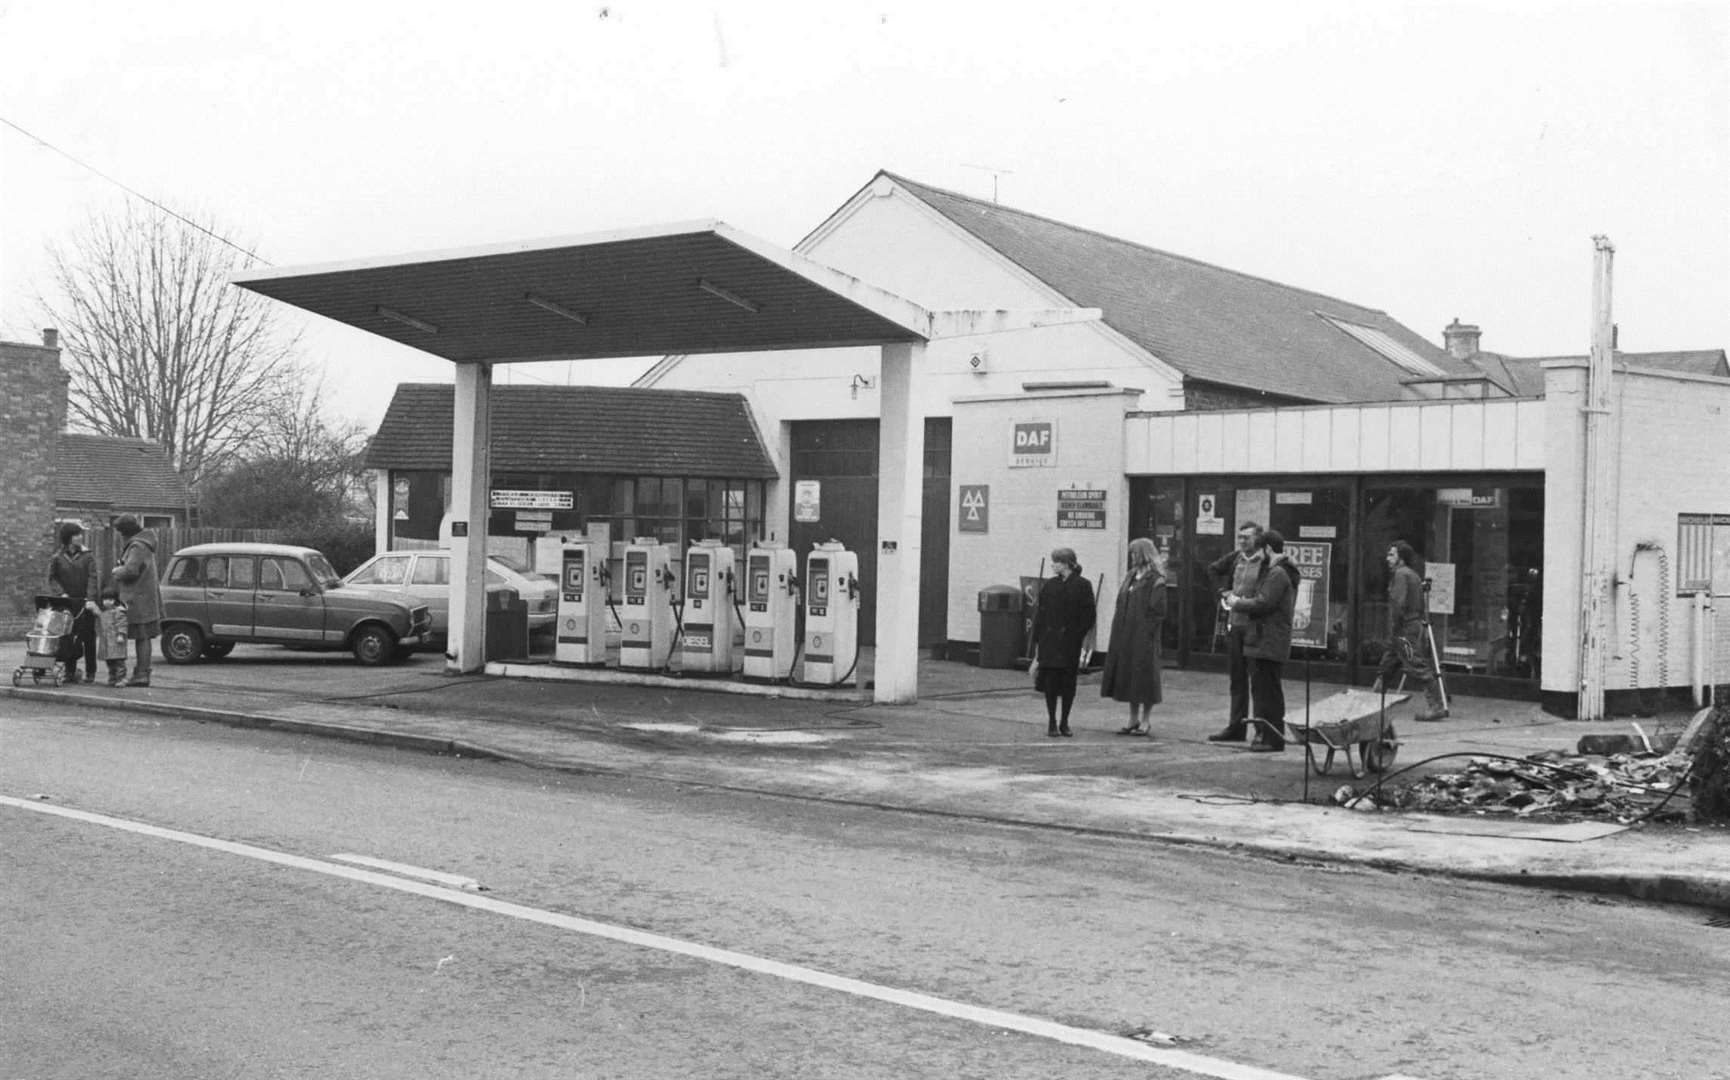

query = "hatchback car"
(341, 550), (559, 647)
(160, 543), (432, 665)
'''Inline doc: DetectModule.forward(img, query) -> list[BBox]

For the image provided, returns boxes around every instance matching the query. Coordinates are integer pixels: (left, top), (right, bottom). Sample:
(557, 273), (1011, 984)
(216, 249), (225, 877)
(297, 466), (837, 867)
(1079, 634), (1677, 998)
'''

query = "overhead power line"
(1, 115), (270, 266)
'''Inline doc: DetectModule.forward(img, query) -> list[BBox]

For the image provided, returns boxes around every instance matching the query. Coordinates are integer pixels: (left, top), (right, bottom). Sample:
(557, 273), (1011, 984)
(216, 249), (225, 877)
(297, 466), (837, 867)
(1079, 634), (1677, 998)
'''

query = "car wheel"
(203, 641), (236, 660)
(351, 625), (395, 666)
(161, 624), (206, 664)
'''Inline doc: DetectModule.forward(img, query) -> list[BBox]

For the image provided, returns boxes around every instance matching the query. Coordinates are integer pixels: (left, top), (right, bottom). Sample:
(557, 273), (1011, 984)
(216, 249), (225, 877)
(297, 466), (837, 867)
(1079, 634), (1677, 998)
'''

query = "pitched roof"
(54, 434), (189, 510)
(881, 172), (1474, 404)
(364, 384), (777, 477)
(1470, 349), (1728, 397)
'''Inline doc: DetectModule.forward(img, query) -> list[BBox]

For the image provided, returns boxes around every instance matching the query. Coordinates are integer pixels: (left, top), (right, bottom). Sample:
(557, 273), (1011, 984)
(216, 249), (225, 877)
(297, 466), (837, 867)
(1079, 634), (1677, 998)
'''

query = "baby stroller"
(14, 594), (82, 687)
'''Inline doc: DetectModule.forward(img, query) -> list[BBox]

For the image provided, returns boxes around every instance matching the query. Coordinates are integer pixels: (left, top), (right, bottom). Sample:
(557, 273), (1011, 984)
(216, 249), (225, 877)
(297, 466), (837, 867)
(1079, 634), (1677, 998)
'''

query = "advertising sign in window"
(1285, 540), (1332, 650)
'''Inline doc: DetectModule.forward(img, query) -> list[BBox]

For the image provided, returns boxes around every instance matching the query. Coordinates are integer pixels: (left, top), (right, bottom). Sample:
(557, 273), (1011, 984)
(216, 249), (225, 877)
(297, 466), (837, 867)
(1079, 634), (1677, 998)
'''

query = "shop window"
(1363, 479), (1543, 678)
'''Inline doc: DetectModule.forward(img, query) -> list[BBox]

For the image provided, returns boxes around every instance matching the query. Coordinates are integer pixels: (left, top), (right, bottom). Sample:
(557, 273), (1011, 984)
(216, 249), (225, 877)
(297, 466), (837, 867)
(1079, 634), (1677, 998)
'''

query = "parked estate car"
(160, 543), (432, 665)
(341, 549), (559, 646)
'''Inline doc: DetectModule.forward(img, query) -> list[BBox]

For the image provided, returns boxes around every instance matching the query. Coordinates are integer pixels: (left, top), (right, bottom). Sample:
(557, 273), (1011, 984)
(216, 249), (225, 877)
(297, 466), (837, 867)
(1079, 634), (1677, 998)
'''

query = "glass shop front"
(1129, 472), (1545, 698)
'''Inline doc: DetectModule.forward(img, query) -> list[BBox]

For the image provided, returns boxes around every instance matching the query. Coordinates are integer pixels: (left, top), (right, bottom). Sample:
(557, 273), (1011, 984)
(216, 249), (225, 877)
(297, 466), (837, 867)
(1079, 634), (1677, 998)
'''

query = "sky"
(2, 0), (1726, 433)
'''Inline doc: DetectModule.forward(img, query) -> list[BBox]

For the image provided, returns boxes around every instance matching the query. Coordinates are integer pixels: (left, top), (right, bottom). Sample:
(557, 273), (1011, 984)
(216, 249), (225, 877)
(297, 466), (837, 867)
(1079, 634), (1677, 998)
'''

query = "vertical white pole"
(372, 468), (391, 558)
(449, 362), (492, 674)
(1577, 236), (1615, 719)
(874, 341), (925, 704)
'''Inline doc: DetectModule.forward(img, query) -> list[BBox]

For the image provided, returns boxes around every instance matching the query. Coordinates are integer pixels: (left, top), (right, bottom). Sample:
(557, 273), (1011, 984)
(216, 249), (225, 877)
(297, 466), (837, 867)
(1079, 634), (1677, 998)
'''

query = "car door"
(205, 554), (257, 637)
(407, 553), (452, 638)
(256, 555), (326, 642)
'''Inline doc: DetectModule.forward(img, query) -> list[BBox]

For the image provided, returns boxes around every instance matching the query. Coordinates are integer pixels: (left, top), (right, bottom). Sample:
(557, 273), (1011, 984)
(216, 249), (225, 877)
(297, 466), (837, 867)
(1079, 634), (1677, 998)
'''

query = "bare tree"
(40, 204), (304, 484)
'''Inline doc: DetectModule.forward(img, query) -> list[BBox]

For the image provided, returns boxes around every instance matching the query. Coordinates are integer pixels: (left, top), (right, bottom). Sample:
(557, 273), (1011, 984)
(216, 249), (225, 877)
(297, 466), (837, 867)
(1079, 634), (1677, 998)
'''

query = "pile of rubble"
(1348, 750), (1696, 823)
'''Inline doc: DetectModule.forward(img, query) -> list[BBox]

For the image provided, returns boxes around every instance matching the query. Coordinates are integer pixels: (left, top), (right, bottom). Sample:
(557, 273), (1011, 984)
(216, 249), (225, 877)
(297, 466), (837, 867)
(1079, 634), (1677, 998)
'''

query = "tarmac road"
(8, 642), (1727, 914)
(5, 697), (1729, 1080)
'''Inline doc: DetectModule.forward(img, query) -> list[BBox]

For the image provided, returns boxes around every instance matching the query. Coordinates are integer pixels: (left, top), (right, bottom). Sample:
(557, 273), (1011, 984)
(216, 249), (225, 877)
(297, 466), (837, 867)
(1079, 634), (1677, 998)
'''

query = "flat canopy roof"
(231, 220), (938, 364)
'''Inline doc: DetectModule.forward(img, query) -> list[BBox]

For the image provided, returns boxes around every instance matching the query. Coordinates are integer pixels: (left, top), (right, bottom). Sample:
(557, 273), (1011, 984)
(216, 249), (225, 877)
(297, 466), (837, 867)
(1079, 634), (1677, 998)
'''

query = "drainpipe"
(1576, 236), (1616, 720)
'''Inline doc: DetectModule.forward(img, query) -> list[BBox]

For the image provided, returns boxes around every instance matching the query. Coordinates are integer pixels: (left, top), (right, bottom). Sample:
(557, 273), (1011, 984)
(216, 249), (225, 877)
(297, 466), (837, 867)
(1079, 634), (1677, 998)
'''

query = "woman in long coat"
(1099, 537), (1167, 735)
(1030, 547), (1096, 738)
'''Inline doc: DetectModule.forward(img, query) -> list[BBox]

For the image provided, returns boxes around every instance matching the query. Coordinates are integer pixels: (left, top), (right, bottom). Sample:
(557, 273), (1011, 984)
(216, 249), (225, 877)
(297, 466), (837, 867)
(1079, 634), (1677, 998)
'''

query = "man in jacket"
(48, 521), (97, 683)
(1205, 520), (1263, 742)
(111, 514), (164, 688)
(1227, 529), (1300, 752)
(1373, 540), (1449, 721)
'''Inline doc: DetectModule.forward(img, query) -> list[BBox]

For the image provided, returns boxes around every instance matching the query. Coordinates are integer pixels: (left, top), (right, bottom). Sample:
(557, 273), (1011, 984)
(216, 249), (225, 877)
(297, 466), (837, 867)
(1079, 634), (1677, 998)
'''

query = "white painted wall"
(949, 389), (1143, 647)
(1542, 362), (1730, 699)
(1125, 398), (1546, 475)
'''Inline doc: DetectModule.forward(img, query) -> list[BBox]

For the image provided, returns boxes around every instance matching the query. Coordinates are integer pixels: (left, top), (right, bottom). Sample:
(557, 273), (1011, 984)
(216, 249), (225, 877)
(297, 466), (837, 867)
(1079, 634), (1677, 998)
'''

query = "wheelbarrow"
(1280, 689), (1404, 779)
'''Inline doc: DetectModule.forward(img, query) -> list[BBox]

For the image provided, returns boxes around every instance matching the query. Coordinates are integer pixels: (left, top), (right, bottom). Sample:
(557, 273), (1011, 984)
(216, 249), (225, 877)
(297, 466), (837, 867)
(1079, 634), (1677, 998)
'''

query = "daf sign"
(1010, 419), (1056, 468)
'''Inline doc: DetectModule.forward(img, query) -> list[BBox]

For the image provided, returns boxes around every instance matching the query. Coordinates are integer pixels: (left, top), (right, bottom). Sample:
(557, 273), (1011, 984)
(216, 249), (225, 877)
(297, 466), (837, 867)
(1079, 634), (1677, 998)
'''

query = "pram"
(14, 594), (82, 687)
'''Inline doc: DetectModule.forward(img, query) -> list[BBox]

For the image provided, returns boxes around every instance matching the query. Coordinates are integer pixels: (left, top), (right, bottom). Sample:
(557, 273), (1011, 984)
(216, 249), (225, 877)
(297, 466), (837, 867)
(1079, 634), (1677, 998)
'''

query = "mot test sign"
(1010, 419), (1056, 467)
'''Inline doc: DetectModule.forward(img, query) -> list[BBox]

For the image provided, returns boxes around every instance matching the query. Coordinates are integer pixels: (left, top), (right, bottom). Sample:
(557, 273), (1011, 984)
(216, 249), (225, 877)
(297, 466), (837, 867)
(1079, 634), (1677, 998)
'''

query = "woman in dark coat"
(1099, 537), (1167, 735)
(1030, 547), (1096, 738)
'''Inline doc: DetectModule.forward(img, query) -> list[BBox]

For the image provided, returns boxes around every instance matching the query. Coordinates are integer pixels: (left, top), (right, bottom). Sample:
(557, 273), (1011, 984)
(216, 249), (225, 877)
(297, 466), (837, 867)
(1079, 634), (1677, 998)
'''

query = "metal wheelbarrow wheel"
(11, 667), (22, 687)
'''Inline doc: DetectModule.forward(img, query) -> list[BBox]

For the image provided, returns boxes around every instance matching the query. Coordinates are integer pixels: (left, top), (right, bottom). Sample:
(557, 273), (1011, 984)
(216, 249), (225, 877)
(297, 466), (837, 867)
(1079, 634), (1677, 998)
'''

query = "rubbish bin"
(485, 586), (529, 662)
(977, 584), (1025, 669)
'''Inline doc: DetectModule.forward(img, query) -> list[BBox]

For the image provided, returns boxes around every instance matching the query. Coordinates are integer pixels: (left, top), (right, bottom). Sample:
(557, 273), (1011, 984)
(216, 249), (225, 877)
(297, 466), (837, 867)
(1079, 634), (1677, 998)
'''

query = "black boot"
(1059, 722), (1072, 737)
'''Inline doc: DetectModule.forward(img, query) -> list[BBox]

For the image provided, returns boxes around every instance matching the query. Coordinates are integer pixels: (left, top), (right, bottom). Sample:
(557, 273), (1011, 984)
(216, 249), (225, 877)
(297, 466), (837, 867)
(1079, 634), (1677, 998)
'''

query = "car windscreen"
(305, 553), (343, 590)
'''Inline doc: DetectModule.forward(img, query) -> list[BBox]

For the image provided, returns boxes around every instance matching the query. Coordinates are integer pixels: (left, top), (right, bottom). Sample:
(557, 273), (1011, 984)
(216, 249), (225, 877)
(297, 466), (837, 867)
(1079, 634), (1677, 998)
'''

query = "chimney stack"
(1442, 318), (1480, 359)
(41, 328), (58, 349)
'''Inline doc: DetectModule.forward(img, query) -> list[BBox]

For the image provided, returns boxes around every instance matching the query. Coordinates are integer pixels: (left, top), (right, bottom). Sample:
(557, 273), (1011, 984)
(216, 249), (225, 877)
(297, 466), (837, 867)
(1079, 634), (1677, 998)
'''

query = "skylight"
(1319, 314), (1448, 377)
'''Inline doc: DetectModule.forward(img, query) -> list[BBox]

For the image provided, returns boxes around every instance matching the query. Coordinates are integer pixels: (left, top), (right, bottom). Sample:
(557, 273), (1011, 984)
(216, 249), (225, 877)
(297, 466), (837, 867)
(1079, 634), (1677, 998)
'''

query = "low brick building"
(0, 332), (191, 629)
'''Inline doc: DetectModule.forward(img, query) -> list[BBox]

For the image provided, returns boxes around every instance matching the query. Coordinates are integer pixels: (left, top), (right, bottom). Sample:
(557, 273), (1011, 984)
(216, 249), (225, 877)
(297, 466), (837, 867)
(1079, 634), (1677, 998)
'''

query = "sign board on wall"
(1426, 561), (1457, 615)
(1285, 540), (1332, 650)
(793, 480), (821, 523)
(1057, 489), (1107, 530)
(1010, 420), (1056, 468)
(958, 485), (989, 533)
(491, 489), (574, 510)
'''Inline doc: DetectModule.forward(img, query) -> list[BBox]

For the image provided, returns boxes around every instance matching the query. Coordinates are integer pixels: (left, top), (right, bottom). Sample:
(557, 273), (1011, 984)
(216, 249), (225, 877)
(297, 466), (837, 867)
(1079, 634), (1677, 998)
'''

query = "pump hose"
(662, 590), (686, 676)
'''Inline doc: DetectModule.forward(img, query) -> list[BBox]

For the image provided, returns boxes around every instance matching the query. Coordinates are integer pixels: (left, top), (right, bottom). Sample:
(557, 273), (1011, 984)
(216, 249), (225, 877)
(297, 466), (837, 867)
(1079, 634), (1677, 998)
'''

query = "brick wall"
(1183, 381), (1310, 412)
(0, 335), (68, 627)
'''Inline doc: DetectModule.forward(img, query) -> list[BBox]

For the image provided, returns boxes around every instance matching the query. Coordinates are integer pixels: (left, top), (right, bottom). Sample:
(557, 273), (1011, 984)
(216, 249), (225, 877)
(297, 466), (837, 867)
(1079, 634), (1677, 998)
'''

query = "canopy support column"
(448, 362), (492, 674)
(873, 341), (925, 704)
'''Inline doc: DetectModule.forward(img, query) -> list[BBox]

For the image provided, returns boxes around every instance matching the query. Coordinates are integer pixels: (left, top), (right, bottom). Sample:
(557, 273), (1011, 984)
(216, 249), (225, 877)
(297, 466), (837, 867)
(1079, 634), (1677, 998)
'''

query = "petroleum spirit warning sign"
(1010, 420), (1056, 467)
(1057, 489), (1107, 530)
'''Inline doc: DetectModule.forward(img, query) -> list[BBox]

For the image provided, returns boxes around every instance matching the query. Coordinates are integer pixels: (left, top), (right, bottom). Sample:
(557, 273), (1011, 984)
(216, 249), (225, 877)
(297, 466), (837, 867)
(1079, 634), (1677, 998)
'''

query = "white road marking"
(3, 794), (1317, 1080)
(329, 853), (483, 890)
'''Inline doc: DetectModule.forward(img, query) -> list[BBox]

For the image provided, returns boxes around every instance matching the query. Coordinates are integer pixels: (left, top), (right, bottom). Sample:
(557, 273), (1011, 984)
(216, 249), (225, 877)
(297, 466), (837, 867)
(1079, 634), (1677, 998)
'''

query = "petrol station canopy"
(231, 219), (1099, 702)
(230, 220), (949, 362)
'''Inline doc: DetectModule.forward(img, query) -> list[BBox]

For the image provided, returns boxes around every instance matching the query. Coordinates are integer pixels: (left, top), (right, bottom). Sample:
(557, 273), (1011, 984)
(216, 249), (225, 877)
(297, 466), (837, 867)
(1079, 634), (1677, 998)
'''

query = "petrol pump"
(679, 539), (741, 675)
(801, 541), (859, 686)
(553, 532), (610, 666)
(742, 540), (799, 682)
(619, 538), (676, 671)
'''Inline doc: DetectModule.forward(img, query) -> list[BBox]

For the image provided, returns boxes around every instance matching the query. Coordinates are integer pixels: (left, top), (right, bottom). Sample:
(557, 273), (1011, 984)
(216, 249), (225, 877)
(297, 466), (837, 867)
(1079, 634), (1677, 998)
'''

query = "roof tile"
(884, 172), (1477, 404)
(364, 384), (777, 477)
(54, 434), (189, 510)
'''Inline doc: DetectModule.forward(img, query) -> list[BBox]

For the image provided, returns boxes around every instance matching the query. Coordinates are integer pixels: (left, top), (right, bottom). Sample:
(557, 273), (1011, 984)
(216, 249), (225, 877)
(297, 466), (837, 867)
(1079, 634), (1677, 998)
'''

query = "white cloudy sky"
(2, 0), (1725, 431)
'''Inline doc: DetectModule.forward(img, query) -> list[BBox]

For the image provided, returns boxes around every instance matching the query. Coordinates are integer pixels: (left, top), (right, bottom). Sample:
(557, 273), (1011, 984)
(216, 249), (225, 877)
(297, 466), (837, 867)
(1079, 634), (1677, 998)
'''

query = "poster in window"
(1426, 561), (1457, 615)
(1285, 541), (1331, 650)
(1196, 493), (1224, 535)
(793, 480), (821, 523)
(1235, 489), (1270, 532)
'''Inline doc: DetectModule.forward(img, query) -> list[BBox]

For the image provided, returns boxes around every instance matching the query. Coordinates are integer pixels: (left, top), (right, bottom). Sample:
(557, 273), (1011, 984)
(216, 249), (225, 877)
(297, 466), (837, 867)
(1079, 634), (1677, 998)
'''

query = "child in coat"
(92, 585), (130, 687)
